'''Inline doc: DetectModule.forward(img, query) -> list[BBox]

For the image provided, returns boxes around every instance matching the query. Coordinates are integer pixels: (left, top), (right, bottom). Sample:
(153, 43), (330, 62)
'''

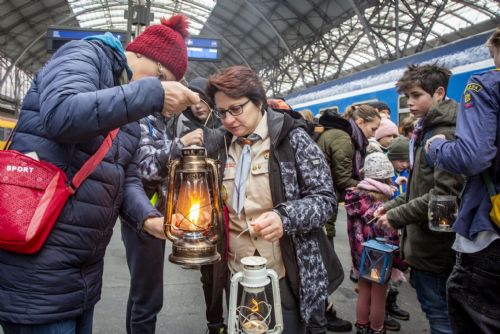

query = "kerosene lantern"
(228, 256), (283, 334)
(359, 238), (399, 284)
(163, 146), (222, 265)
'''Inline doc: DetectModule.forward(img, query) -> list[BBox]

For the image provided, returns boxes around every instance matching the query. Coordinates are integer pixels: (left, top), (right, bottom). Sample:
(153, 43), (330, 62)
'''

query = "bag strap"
(69, 128), (119, 193)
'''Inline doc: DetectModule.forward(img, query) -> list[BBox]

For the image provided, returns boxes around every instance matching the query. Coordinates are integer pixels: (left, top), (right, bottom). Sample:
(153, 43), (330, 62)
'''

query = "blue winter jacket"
(429, 69), (500, 239)
(390, 169), (409, 199)
(0, 40), (162, 324)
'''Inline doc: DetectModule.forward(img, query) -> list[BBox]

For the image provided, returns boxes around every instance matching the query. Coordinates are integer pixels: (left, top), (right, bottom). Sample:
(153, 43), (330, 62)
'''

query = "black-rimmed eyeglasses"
(213, 99), (251, 119)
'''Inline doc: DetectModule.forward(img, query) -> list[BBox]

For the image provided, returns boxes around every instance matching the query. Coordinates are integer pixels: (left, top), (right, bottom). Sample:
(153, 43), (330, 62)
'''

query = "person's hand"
(143, 216), (167, 239)
(251, 211), (284, 243)
(180, 128), (203, 147)
(373, 206), (386, 218)
(160, 82), (200, 118)
(424, 134), (446, 153)
(395, 176), (408, 186)
(376, 214), (394, 231)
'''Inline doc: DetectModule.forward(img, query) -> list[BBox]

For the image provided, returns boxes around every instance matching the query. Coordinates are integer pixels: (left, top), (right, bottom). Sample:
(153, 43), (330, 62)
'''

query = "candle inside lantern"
(241, 319), (268, 334)
(371, 268), (380, 280)
(439, 218), (449, 227)
(172, 175), (212, 232)
(189, 201), (201, 226)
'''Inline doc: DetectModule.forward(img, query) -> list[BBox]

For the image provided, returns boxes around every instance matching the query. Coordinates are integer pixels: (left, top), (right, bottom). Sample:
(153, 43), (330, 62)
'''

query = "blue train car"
(286, 30), (495, 126)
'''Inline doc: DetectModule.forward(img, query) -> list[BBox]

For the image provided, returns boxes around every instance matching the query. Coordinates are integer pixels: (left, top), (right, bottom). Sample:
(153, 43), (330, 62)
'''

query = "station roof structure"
(1, 0), (499, 100)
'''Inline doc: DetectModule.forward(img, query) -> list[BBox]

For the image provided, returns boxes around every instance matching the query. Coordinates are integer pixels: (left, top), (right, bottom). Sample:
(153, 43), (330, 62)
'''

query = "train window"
(0, 127), (13, 141)
(398, 96), (408, 110)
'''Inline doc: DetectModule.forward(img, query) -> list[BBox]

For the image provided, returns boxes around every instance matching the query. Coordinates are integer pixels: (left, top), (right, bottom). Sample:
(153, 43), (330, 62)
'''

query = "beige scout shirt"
(222, 112), (285, 278)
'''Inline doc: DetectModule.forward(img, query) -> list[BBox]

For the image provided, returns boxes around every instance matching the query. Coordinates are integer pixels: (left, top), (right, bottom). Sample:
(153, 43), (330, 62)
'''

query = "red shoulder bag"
(0, 128), (119, 254)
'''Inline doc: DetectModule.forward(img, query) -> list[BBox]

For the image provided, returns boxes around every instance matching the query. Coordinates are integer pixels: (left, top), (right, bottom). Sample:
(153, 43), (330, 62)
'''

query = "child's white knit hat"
(364, 152), (394, 179)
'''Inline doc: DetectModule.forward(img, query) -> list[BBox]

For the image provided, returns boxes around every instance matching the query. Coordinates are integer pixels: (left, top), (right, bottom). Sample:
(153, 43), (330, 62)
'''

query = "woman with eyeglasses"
(203, 66), (341, 334)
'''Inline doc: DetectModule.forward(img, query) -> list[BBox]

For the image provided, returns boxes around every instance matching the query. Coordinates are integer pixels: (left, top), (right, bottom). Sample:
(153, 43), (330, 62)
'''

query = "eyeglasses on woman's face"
(213, 99), (251, 119)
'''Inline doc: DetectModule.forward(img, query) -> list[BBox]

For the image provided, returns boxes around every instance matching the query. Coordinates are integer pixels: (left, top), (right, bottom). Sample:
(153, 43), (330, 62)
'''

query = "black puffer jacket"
(0, 40), (162, 324)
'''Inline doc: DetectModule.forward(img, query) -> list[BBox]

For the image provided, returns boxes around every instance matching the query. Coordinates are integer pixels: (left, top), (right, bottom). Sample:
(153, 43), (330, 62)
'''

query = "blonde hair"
(486, 27), (500, 49)
(298, 109), (314, 122)
(344, 104), (381, 123)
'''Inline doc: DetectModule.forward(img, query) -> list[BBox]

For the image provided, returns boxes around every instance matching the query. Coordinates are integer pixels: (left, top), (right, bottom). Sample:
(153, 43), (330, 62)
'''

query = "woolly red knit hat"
(126, 14), (189, 81)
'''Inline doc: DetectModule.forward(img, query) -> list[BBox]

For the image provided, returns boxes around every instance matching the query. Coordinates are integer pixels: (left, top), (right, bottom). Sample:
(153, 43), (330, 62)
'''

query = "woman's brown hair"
(206, 66), (267, 108)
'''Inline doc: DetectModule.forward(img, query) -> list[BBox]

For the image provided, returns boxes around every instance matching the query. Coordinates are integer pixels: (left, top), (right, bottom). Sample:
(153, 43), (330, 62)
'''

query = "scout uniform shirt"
(222, 112), (286, 278)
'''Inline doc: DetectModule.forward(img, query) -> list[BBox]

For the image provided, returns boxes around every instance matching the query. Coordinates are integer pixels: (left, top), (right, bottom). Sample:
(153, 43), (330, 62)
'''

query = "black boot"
(325, 306), (353, 332)
(384, 314), (400, 332)
(355, 322), (370, 334)
(206, 322), (227, 334)
(386, 289), (409, 321)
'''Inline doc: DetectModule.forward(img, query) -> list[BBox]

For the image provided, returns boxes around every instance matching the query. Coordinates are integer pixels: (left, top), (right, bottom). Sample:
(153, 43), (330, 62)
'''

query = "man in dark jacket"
(0, 15), (199, 334)
(376, 64), (464, 334)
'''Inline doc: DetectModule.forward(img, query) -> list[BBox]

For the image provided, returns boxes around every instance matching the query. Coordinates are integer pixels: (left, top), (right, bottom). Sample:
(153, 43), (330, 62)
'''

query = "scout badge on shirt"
(463, 82), (482, 109)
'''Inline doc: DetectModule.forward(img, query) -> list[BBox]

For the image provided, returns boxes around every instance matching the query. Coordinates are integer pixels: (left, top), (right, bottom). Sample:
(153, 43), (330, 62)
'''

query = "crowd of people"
(0, 13), (498, 334)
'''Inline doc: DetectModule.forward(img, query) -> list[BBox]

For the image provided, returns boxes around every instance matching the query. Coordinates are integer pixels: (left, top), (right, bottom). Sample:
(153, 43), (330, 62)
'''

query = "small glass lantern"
(163, 146), (222, 266)
(359, 238), (399, 284)
(428, 195), (458, 232)
(228, 256), (283, 334)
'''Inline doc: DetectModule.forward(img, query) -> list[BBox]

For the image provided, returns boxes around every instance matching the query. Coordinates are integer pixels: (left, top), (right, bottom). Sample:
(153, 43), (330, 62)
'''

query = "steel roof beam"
(243, 0), (306, 87)
(0, 2), (253, 90)
(347, 0), (382, 64)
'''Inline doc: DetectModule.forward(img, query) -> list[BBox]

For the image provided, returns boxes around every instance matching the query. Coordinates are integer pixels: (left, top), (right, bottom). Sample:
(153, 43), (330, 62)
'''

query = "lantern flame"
(189, 201), (201, 226)
(250, 298), (259, 313)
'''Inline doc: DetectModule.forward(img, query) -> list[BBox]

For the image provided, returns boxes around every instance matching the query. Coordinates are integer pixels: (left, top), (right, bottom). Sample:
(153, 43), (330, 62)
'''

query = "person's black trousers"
(122, 223), (166, 334)
(447, 239), (500, 334)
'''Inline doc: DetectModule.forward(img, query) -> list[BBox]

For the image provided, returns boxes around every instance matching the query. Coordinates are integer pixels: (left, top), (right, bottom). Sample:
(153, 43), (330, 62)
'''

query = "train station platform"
(90, 206), (430, 334)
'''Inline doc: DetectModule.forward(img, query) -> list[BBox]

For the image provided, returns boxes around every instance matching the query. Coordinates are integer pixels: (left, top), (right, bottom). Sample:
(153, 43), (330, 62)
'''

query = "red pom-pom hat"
(126, 14), (189, 81)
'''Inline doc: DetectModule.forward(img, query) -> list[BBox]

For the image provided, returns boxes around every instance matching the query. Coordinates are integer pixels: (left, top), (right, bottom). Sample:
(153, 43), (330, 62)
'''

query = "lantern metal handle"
(228, 271), (244, 334)
(164, 159), (181, 242)
(206, 158), (223, 243)
(267, 269), (283, 334)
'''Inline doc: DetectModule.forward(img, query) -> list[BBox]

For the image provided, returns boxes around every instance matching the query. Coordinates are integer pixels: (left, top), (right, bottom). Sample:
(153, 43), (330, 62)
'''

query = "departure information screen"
(187, 37), (221, 61)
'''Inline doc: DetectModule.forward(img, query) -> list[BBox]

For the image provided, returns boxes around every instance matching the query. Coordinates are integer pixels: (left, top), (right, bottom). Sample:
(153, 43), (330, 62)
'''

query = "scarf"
(409, 117), (425, 169)
(357, 178), (396, 197)
(348, 118), (368, 180)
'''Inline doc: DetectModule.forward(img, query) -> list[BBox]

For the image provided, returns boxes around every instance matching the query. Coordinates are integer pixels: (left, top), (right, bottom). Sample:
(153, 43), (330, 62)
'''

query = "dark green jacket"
(317, 128), (359, 202)
(384, 99), (465, 276)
